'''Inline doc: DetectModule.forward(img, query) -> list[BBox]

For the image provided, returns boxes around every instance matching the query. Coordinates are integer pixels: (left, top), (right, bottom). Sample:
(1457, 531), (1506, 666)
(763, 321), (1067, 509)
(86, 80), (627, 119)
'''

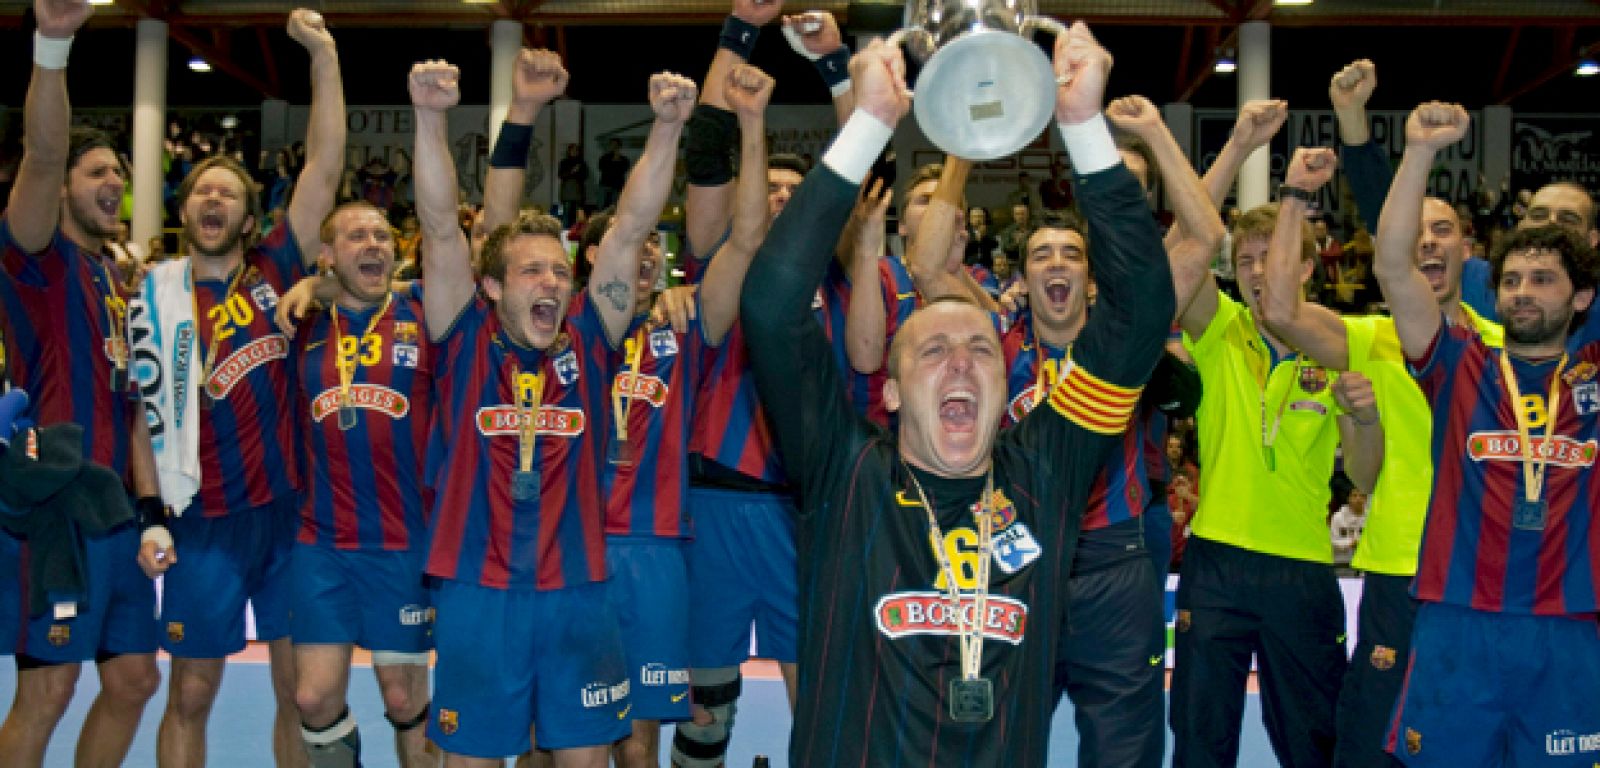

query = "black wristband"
(685, 104), (739, 186)
(489, 122), (534, 169)
(814, 47), (851, 90)
(719, 15), (760, 60)
(1277, 184), (1315, 204)
(134, 496), (169, 530)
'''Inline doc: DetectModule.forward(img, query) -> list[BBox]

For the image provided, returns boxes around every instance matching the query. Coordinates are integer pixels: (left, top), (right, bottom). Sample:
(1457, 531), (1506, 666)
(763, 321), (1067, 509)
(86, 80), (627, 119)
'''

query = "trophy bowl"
(891, 0), (1066, 161)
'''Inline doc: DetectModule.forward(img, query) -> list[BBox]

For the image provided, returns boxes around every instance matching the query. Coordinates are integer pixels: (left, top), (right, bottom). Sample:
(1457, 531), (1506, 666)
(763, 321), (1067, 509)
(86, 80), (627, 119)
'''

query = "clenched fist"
(409, 60), (461, 112)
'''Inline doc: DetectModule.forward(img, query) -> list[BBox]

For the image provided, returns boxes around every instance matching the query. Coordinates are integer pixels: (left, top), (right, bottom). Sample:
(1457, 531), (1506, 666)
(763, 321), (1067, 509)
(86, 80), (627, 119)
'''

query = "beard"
(183, 218), (246, 260)
(1501, 302), (1573, 347)
(66, 197), (121, 242)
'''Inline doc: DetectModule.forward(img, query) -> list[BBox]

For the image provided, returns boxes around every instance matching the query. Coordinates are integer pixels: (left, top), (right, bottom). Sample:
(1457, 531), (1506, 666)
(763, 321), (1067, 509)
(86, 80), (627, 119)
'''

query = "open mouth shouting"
(530, 295), (561, 334)
(939, 387), (979, 435)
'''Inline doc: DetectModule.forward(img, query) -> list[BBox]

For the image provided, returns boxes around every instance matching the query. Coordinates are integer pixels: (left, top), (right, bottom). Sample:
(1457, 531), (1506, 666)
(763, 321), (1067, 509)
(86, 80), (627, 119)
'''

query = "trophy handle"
(884, 27), (936, 98)
(1019, 16), (1070, 85)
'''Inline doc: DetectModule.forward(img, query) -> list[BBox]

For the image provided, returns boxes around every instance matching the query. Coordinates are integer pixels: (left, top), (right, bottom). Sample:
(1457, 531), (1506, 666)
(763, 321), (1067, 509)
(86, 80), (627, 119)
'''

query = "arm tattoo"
(595, 278), (631, 312)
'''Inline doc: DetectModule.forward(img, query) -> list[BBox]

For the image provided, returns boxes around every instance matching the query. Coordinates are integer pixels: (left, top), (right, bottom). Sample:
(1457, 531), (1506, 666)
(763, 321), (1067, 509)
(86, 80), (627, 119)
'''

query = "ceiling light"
(1578, 59), (1599, 77)
(1214, 54), (1237, 74)
(1275, 0), (1314, 5)
(88, 0), (113, 5)
(188, 57), (211, 73)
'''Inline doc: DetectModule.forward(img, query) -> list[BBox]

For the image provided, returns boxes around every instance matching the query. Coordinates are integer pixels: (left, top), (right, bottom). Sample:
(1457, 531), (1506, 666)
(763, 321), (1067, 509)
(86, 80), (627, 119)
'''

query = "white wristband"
(1057, 113), (1120, 176)
(34, 32), (72, 70)
(823, 109), (894, 185)
(141, 525), (174, 553)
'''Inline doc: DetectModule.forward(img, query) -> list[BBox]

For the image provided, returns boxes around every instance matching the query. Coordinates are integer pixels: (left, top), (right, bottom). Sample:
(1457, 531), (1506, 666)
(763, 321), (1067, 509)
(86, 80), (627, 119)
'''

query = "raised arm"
(1106, 95), (1226, 316)
(740, 38), (908, 493)
(684, 0), (783, 261)
(484, 49), (567, 233)
(284, 9), (345, 264)
(6, 0), (93, 253)
(845, 182), (891, 374)
(588, 73), (697, 346)
(699, 64), (774, 345)
(1329, 59), (1391, 234)
(410, 61), (475, 341)
(1260, 147), (1353, 369)
(1200, 99), (1288, 213)
(1375, 103), (1469, 359)
(782, 11), (854, 126)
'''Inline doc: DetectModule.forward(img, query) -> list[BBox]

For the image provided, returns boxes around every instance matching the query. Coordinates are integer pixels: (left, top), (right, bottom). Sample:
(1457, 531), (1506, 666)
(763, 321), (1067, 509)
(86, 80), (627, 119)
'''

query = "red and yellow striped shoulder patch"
(1048, 361), (1142, 435)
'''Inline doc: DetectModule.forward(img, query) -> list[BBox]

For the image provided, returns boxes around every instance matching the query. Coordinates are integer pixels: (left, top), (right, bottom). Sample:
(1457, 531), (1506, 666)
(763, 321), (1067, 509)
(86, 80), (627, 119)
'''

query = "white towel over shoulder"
(127, 260), (201, 513)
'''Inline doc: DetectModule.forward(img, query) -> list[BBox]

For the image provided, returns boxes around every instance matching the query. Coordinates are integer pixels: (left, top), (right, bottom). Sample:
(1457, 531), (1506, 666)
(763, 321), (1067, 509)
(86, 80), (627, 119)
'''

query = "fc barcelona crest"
(47, 624), (70, 647)
(437, 708), (460, 735)
(167, 622), (185, 643)
(1299, 366), (1329, 394)
(1369, 645), (1397, 671)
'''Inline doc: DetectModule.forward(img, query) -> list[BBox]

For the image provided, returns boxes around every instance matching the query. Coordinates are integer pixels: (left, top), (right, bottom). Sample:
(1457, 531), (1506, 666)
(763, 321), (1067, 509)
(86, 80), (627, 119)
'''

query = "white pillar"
(488, 19), (522, 148)
(130, 18), (167, 247)
(1237, 21), (1271, 210)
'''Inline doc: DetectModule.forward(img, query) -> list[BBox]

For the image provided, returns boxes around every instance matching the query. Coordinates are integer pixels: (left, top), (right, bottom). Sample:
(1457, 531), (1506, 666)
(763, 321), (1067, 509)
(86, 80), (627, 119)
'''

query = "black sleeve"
(740, 164), (873, 510)
(1143, 350), (1202, 419)
(1340, 140), (1393, 236)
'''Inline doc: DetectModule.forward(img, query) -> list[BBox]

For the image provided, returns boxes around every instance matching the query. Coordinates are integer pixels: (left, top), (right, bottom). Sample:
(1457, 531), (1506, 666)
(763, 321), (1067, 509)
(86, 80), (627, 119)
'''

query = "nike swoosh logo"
(670, 691), (688, 703)
(895, 291), (918, 301)
(1149, 655), (1163, 666)
(617, 704), (633, 720)
(305, 339), (326, 350)
(895, 490), (923, 508)
(1336, 633), (1347, 644)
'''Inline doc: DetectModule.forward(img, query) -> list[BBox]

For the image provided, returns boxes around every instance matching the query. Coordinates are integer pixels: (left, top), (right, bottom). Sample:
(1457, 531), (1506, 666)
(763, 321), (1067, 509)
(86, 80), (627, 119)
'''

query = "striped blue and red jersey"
(601, 304), (711, 539)
(689, 320), (786, 485)
(425, 294), (614, 590)
(192, 225), (306, 515)
(0, 221), (136, 477)
(815, 256), (920, 428)
(1411, 323), (1600, 616)
(295, 285), (433, 551)
(1002, 311), (1150, 530)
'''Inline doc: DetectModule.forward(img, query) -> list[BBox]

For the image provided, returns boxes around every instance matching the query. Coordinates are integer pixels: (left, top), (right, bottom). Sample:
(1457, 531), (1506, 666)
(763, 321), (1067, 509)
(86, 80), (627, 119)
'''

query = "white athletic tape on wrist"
(34, 32), (72, 70)
(1057, 113), (1119, 176)
(823, 110), (893, 185)
(781, 25), (822, 61)
(829, 78), (853, 98)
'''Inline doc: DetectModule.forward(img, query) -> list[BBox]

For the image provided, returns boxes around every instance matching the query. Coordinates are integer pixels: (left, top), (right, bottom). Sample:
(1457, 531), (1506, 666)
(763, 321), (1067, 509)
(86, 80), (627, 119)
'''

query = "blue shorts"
(11, 525), (158, 664)
(428, 580), (629, 757)
(686, 487), (798, 667)
(160, 498), (297, 657)
(1386, 602), (1600, 767)
(607, 536), (691, 722)
(289, 544), (431, 653)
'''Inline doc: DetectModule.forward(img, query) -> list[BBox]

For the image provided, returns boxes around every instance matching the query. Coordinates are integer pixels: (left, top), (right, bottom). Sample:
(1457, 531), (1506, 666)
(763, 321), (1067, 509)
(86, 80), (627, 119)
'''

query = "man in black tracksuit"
(739, 28), (1173, 766)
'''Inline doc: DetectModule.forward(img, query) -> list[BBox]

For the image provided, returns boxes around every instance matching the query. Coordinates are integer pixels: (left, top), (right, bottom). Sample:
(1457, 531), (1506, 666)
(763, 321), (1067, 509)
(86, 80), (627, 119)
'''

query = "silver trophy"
(889, 0), (1067, 160)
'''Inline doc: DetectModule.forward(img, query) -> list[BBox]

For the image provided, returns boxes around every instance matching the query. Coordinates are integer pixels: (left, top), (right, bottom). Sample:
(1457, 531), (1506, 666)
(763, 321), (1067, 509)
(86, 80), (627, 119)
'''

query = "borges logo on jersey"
(1468, 431), (1599, 467)
(311, 385), (410, 422)
(640, 663), (690, 687)
(614, 373), (668, 408)
(475, 406), (586, 437)
(553, 350), (580, 387)
(206, 335), (290, 399)
(649, 329), (678, 358)
(581, 679), (630, 708)
(873, 592), (1028, 645)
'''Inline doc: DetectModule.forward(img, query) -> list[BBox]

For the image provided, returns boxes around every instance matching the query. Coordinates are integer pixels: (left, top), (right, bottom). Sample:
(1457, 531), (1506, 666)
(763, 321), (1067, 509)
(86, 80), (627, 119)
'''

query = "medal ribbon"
(613, 328), (646, 443)
(514, 364), (544, 476)
(91, 257), (129, 372)
(905, 466), (995, 682)
(1257, 350), (1303, 463)
(1498, 351), (1567, 504)
(329, 293), (393, 409)
(191, 263), (248, 395)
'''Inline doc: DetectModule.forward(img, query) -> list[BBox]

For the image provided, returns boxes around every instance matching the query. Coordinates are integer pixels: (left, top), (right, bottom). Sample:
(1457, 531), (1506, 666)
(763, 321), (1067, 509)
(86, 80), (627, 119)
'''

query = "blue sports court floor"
(0, 652), (1277, 766)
